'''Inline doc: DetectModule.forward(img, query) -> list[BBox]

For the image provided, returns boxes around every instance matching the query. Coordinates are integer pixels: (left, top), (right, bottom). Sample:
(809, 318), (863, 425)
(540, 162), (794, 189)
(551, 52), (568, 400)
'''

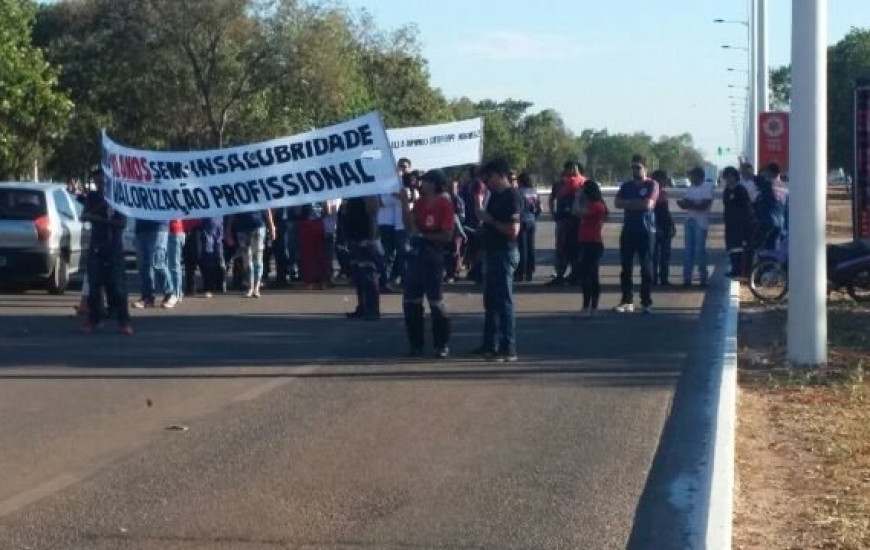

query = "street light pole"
(748, 0), (759, 169)
(788, 0), (827, 366)
(756, 0), (769, 113)
(718, 17), (753, 162)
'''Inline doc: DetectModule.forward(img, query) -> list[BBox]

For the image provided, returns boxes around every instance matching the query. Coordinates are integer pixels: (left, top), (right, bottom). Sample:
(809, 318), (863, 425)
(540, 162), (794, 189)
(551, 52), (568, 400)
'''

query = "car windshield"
(0, 189), (47, 220)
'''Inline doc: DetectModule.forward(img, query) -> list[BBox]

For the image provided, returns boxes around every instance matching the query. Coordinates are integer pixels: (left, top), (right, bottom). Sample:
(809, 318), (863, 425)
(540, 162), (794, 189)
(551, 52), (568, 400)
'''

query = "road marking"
(0, 472), (83, 518)
(230, 366), (319, 403)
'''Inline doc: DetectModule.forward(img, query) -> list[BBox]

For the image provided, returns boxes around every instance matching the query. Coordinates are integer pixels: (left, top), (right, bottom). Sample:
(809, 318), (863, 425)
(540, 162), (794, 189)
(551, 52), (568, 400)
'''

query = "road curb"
(702, 276), (740, 549)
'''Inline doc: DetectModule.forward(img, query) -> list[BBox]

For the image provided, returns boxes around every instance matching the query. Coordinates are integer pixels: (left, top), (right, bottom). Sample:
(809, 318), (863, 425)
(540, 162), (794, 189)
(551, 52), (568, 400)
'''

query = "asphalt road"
(0, 200), (725, 549)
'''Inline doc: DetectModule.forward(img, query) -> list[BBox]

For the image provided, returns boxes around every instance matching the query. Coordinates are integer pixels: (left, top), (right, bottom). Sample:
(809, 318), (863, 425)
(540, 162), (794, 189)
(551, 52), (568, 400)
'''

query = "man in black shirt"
(81, 169), (132, 334)
(344, 195), (381, 320)
(721, 166), (754, 277)
(473, 159), (523, 362)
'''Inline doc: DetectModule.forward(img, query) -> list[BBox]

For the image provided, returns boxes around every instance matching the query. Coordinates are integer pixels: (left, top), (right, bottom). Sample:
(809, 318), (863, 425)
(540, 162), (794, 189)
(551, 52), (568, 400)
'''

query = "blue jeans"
(683, 219), (709, 284)
(619, 229), (654, 307)
(167, 233), (185, 297)
(350, 242), (380, 318)
(274, 219), (299, 283)
(482, 246), (520, 355)
(378, 225), (397, 285)
(136, 230), (169, 301)
(239, 227), (267, 289)
(87, 248), (130, 326)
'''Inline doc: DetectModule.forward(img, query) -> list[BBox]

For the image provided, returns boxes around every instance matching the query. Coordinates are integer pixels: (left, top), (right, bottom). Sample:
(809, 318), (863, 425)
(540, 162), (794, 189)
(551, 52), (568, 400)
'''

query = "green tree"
(762, 28), (870, 172)
(264, 2), (373, 133)
(520, 109), (580, 183)
(146, 0), (275, 148)
(450, 98), (532, 170)
(0, 0), (71, 178)
(651, 133), (704, 176)
(828, 28), (870, 171)
(357, 18), (450, 127)
(769, 65), (791, 110)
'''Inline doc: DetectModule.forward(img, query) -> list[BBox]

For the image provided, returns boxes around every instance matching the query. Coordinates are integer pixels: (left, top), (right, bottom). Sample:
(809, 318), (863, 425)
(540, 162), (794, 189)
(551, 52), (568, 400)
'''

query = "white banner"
(101, 112), (399, 221)
(386, 117), (483, 171)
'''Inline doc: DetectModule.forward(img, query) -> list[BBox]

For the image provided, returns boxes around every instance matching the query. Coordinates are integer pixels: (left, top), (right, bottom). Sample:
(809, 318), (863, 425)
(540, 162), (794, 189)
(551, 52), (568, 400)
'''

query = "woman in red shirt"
(576, 180), (608, 317)
(400, 169), (455, 358)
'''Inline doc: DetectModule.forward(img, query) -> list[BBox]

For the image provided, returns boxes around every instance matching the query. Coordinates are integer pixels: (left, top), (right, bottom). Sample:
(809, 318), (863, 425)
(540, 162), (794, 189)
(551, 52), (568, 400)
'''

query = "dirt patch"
(828, 189), (854, 240)
(734, 300), (870, 549)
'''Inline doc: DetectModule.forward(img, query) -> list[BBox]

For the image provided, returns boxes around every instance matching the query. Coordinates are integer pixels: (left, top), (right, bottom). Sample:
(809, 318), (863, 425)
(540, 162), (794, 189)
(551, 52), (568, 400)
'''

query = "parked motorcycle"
(749, 235), (870, 303)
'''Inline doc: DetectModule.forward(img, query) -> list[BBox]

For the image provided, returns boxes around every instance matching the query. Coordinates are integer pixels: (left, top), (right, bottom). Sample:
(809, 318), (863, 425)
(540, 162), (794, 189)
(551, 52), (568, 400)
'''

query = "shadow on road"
(0, 305), (700, 390)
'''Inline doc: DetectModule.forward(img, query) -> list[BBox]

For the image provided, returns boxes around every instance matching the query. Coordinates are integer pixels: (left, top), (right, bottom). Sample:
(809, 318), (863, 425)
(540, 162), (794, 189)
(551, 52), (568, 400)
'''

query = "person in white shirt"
(323, 198), (342, 285)
(678, 167), (714, 287)
(739, 163), (759, 202)
(376, 192), (406, 291)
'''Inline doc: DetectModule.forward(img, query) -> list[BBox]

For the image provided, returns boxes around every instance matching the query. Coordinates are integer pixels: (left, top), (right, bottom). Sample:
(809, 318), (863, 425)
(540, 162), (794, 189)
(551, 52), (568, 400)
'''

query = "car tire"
(47, 256), (70, 295)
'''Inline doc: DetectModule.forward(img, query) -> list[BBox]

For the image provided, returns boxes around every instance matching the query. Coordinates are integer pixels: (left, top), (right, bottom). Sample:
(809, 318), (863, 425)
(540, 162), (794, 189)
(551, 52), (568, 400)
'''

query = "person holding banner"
(132, 218), (171, 309)
(344, 195), (381, 320)
(400, 170), (455, 358)
(225, 209), (276, 298)
(376, 191), (405, 293)
(80, 170), (132, 335)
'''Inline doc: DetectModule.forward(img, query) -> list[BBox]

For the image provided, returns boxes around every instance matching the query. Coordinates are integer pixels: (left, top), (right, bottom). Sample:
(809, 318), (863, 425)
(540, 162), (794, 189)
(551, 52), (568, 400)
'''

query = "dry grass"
(734, 301), (870, 549)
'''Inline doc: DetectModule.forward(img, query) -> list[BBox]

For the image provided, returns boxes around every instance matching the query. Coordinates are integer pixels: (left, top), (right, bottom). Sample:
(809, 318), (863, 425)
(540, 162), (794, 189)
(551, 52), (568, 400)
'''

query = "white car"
(0, 183), (90, 293)
(674, 178), (691, 188)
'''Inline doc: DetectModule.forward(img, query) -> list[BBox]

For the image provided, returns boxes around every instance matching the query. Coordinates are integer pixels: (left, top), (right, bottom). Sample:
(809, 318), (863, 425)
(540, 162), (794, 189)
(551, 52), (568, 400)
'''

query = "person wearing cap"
(677, 166), (714, 287)
(399, 169), (455, 358)
(344, 194), (381, 320)
(614, 154), (659, 314)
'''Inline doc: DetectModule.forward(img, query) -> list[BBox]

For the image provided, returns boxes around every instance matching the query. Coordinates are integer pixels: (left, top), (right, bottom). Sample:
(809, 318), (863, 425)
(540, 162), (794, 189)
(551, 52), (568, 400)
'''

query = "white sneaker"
(162, 295), (179, 309)
(245, 289), (254, 298)
(613, 303), (634, 313)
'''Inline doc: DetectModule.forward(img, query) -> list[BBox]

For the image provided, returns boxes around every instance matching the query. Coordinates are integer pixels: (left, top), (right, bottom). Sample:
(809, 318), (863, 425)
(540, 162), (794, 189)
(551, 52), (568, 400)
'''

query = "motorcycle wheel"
(846, 268), (870, 303)
(749, 259), (789, 303)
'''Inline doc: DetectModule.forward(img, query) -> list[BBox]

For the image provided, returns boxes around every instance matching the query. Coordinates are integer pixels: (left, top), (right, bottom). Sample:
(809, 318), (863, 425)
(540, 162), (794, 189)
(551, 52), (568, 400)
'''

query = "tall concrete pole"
(756, 0), (769, 114)
(788, 0), (828, 366)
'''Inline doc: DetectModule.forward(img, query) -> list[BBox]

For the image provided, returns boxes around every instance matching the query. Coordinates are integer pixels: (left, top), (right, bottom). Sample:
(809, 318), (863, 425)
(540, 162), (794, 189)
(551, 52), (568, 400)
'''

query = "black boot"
(403, 302), (425, 355)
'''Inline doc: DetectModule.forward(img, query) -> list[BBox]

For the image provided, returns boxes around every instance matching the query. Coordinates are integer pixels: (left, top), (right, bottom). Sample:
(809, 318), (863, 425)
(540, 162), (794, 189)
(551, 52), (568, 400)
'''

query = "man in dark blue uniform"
(81, 169), (133, 334)
(614, 155), (659, 314)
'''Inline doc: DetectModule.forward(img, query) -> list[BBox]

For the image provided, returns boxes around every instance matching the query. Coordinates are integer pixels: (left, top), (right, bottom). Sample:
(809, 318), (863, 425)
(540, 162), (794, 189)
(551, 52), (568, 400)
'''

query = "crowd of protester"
(69, 151), (788, 360)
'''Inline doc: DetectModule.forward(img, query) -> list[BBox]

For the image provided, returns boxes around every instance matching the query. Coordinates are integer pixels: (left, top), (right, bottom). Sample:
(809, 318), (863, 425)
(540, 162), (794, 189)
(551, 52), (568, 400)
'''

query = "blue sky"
(345, 0), (870, 161)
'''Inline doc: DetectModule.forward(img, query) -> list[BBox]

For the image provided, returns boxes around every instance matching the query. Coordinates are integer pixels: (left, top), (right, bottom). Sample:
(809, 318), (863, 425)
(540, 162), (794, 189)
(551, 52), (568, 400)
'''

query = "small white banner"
(101, 112), (399, 221)
(386, 117), (483, 171)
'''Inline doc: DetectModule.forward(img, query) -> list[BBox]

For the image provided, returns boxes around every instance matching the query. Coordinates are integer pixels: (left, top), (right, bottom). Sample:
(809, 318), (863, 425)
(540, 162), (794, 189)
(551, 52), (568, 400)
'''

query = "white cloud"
(454, 30), (590, 61)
